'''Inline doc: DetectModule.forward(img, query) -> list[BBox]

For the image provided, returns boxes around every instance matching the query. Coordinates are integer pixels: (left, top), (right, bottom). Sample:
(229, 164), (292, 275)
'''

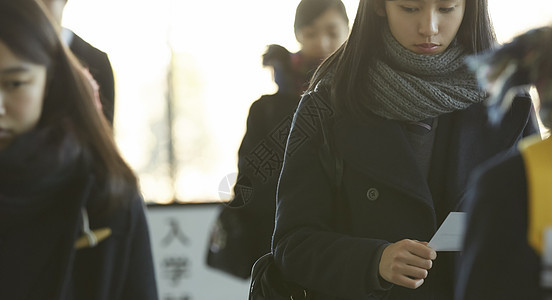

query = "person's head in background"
(0, 0), (134, 207)
(263, 0), (349, 96)
(294, 0), (350, 61)
(39, 0), (67, 25)
(467, 26), (552, 130)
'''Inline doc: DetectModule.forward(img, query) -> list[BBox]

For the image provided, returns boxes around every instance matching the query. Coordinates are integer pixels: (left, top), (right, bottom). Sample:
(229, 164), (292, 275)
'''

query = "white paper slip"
(428, 212), (467, 251)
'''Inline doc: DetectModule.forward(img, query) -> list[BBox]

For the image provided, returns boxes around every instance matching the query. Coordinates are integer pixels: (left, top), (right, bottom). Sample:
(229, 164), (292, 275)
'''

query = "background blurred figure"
(206, 0), (349, 279)
(265, 0), (351, 97)
(0, 0), (157, 298)
(41, 0), (116, 124)
(456, 26), (552, 300)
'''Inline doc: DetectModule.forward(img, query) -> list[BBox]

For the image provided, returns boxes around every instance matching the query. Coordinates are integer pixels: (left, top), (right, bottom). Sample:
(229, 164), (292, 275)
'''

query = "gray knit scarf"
(366, 27), (484, 121)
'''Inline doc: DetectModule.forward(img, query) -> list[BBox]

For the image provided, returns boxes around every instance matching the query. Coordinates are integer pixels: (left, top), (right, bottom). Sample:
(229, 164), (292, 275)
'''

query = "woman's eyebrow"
(0, 66), (30, 74)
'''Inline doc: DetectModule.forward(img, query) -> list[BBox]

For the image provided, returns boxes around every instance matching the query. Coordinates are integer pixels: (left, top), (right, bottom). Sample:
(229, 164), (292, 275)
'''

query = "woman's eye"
(3, 80), (27, 90)
(400, 6), (419, 13)
(303, 32), (316, 39)
(328, 31), (339, 39)
(439, 7), (455, 13)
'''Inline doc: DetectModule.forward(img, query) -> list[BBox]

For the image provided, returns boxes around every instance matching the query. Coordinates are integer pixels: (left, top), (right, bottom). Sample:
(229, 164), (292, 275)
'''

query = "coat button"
(366, 188), (379, 201)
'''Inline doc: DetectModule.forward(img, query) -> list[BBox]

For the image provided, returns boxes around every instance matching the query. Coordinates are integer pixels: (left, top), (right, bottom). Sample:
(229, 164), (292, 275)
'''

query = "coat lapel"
(333, 114), (434, 209)
(438, 97), (534, 215)
(331, 96), (533, 224)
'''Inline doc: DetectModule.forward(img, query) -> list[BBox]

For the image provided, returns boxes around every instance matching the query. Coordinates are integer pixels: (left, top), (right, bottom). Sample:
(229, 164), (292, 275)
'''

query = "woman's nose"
(419, 11), (439, 37)
(316, 35), (332, 57)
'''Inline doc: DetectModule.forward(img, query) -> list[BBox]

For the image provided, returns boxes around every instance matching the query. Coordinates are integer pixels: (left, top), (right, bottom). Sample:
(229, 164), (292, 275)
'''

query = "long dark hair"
(308, 0), (496, 120)
(0, 0), (138, 215)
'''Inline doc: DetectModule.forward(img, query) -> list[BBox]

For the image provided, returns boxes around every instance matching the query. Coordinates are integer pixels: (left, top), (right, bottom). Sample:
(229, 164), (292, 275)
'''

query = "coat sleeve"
(272, 92), (390, 299)
(232, 99), (276, 209)
(121, 196), (159, 299)
(207, 98), (278, 278)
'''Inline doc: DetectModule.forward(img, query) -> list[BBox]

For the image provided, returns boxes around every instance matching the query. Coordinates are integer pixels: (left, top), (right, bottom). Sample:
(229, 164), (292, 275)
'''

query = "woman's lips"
(415, 43), (440, 54)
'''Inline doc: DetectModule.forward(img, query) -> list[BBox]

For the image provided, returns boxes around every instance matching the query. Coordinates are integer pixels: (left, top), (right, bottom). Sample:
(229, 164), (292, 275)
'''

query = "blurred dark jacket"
(68, 30), (115, 124)
(455, 151), (543, 300)
(0, 124), (157, 299)
(206, 45), (322, 278)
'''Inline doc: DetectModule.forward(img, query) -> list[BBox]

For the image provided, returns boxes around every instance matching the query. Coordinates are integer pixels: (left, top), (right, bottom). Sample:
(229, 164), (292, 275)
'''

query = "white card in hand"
(428, 212), (467, 251)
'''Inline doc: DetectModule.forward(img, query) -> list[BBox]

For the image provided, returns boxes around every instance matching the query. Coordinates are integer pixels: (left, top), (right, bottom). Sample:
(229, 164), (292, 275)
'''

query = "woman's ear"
(375, 0), (387, 17)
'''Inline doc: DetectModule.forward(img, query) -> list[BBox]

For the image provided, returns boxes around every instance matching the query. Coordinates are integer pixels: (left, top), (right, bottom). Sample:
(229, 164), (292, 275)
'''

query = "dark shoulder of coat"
(457, 152), (542, 300)
(69, 32), (116, 124)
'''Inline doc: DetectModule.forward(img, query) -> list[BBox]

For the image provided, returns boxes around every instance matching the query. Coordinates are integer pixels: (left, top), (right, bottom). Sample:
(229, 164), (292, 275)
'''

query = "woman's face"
(296, 8), (350, 60)
(382, 0), (465, 55)
(0, 39), (47, 150)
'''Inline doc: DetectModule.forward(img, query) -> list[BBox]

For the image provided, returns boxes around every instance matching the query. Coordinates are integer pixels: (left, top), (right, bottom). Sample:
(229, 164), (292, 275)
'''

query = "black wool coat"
(455, 152), (543, 300)
(207, 92), (301, 278)
(0, 176), (158, 300)
(272, 88), (538, 300)
(206, 45), (323, 277)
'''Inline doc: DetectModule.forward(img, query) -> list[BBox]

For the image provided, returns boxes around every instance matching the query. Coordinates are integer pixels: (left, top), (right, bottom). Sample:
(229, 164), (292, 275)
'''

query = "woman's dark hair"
(308, 0), (496, 120)
(0, 0), (138, 215)
(294, 0), (349, 33)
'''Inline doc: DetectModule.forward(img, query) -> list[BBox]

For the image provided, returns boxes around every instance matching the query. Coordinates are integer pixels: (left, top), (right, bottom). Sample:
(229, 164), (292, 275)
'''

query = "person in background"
(0, 0), (157, 298)
(456, 26), (552, 300)
(206, 0), (350, 279)
(41, 0), (116, 124)
(271, 0), (539, 298)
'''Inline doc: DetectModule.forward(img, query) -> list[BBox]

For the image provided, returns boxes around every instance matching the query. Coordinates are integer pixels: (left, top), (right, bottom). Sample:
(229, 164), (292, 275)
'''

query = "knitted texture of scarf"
(0, 122), (90, 299)
(0, 122), (85, 225)
(366, 27), (484, 121)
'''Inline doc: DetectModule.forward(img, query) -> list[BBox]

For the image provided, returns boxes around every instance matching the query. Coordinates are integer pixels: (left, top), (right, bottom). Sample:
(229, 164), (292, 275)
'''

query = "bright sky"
(62, 0), (551, 203)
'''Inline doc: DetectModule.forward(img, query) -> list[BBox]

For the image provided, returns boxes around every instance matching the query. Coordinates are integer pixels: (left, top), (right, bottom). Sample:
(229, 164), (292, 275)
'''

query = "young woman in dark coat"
(0, 0), (158, 299)
(456, 26), (552, 300)
(271, 0), (539, 299)
(206, 0), (350, 279)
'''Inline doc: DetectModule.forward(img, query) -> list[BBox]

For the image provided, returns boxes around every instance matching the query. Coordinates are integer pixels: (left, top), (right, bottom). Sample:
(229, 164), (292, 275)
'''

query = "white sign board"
(146, 203), (250, 300)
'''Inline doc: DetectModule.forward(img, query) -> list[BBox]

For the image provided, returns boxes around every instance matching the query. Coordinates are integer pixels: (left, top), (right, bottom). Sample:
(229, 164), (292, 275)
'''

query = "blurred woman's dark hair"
(294, 0), (349, 33)
(308, 0), (496, 120)
(0, 0), (138, 216)
(467, 26), (552, 127)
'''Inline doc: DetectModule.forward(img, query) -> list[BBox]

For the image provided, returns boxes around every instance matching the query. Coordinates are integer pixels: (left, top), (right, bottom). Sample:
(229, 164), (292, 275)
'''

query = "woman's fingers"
(402, 263), (429, 279)
(409, 241), (437, 260)
(404, 254), (433, 272)
(379, 239), (436, 289)
(394, 276), (425, 289)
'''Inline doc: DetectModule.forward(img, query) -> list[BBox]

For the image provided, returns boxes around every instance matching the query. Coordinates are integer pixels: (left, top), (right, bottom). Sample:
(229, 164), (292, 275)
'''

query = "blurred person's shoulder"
(464, 149), (526, 210)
